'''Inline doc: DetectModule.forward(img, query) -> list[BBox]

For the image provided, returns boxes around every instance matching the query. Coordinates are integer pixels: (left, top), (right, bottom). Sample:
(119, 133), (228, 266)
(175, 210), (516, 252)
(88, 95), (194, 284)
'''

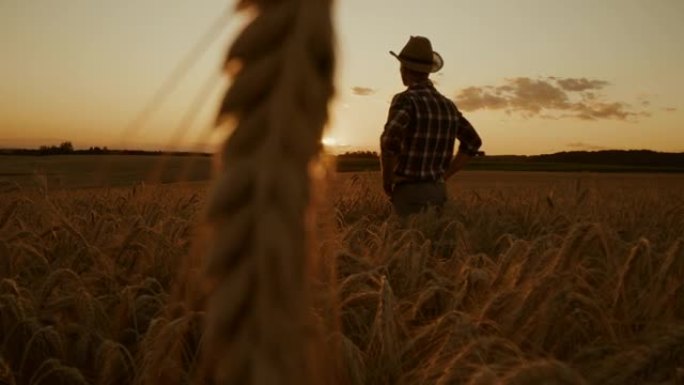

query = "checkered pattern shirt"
(381, 80), (482, 181)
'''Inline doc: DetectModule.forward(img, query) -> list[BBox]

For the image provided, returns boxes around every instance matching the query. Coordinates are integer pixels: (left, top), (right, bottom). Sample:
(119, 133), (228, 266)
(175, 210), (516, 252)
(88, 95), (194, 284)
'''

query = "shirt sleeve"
(455, 111), (482, 156)
(380, 93), (412, 157)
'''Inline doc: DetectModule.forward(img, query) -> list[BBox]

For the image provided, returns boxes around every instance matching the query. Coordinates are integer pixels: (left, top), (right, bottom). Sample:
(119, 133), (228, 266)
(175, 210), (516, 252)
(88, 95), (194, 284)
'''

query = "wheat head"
(201, 0), (335, 384)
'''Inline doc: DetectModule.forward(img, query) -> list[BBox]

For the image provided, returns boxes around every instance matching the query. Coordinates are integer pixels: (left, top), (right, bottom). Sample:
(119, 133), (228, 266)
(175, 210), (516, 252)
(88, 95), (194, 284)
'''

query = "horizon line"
(1, 145), (683, 157)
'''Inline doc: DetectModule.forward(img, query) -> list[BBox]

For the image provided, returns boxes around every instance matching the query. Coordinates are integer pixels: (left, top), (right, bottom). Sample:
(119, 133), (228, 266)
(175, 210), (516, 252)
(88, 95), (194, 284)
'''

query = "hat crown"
(398, 36), (434, 64)
(390, 36), (443, 73)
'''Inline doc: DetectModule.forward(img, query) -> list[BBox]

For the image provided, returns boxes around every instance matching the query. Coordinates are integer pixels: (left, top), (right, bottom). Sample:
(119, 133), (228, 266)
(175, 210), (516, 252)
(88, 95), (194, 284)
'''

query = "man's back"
(381, 80), (481, 182)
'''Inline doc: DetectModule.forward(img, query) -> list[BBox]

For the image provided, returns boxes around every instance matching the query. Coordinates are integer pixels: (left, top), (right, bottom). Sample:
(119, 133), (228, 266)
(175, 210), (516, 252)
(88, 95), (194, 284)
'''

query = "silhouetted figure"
(381, 36), (482, 216)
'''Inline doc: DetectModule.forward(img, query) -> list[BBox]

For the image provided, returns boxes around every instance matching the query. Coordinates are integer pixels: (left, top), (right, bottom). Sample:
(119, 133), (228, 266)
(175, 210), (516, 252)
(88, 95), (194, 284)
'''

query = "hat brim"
(390, 51), (443, 73)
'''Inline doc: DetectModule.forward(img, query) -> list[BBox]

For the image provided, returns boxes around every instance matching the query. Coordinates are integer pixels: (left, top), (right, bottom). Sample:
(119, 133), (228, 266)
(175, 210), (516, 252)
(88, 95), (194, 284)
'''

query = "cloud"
(456, 87), (508, 111)
(567, 142), (608, 150)
(351, 86), (376, 96)
(571, 101), (650, 121)
(455, 77), (648, 121)
(555, 77), (609, 92)
(664, 107), (678, 112)
(506, 77), (570, 114)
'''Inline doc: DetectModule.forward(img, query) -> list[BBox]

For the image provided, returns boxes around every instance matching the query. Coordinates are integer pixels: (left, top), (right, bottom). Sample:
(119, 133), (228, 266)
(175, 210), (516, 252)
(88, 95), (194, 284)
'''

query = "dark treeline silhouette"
(333, 149), (684, 172)
(0, 142), (210, 157)
(38, 141), (75, 155)
(531, 150), (684, 168)
(336, 150), (379, 159)
(1, 145), (682, 171)
(469, 150), (684, 168)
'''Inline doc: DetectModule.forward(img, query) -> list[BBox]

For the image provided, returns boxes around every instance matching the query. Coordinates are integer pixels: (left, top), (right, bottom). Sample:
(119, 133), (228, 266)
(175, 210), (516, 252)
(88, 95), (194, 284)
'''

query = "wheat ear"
(202, 0), (335, 384)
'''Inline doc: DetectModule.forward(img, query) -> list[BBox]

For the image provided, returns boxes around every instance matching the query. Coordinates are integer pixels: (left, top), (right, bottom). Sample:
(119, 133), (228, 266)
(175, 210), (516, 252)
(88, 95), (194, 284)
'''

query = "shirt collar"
(408, 79), (434, 90)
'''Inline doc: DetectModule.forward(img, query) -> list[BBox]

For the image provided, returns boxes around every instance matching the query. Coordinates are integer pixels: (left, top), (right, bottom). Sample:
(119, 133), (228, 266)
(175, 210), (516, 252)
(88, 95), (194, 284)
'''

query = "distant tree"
(59, 141), (74, 153)
(37, 141), (75, 155)
(38, 144), (57, 155)
(338, 151), (379, 159)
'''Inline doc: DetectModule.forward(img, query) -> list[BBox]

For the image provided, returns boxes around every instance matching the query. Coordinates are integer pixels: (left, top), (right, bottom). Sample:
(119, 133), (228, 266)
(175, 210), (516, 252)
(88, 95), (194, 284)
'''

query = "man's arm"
(380, 94), (411, 196)
(445, 114), (481, 181)
(444, 151), (472, 180)
(381, 154), (397, 196)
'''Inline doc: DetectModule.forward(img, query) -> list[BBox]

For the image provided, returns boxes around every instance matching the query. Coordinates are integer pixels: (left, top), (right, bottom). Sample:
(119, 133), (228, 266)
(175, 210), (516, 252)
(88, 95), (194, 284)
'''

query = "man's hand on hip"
(381, 154), (398, 198)
(383, 179), (394, 197)
(445, 151), (473, 180)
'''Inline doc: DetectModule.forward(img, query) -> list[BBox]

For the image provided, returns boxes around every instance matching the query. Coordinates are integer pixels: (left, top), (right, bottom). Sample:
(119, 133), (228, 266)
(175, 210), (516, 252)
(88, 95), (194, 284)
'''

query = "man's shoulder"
(392, 84), (456, 106)
(390, 90), (413, 105)
(440, 92), (459, 110)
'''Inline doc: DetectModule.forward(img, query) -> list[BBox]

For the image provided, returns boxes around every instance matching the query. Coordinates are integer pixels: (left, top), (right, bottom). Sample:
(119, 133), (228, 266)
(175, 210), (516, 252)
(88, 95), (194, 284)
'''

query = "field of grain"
(0, 170), (682, 384)
(0, 155), (212, 189)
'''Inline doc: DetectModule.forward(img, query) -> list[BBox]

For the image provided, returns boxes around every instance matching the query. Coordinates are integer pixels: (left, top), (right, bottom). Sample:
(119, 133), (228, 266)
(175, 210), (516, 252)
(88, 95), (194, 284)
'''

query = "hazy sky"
(1, 0), (682, 154)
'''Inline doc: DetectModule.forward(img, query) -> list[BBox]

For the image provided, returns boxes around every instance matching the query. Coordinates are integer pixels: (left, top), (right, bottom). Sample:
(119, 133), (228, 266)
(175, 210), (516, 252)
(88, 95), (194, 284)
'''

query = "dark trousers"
(391, 181), (447, 217)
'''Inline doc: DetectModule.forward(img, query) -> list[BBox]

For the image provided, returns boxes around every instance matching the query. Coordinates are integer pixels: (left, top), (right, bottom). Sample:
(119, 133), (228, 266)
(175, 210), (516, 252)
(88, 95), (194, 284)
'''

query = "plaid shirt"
(381, 80), (482, 181)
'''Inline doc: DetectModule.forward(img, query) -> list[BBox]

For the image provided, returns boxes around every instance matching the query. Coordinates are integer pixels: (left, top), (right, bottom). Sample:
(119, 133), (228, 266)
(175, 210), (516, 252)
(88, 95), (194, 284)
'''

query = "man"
(381, 36), (482, 216)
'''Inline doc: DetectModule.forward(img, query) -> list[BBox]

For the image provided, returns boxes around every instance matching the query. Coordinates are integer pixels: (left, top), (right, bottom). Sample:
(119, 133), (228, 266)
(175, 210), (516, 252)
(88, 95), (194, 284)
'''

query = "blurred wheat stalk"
(201, 0), (335, 384)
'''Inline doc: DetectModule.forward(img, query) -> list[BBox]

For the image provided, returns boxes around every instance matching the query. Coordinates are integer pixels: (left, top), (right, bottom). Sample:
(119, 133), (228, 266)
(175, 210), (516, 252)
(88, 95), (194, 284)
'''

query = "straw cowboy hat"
(390, 36), (444, 73)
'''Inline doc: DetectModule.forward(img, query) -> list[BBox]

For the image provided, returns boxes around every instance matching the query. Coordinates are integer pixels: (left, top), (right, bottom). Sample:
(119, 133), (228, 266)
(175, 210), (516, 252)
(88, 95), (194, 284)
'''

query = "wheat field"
(4, 0), (683, 383)
(1, 171), (683, 384)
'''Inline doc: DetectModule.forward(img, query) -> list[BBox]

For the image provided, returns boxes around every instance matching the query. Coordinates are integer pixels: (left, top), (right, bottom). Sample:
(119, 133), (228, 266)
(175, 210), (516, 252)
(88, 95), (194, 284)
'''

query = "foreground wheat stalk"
(202, 0), (335, 384)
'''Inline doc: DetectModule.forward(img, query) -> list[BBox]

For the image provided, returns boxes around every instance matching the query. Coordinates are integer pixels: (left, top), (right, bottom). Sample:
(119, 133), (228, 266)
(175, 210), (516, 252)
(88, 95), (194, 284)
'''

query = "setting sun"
(321, 136), (339, 147)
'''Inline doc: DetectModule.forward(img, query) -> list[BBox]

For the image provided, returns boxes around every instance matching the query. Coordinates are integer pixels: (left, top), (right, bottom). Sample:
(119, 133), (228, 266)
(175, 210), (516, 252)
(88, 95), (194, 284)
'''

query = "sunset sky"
(1, 0), (682, 155)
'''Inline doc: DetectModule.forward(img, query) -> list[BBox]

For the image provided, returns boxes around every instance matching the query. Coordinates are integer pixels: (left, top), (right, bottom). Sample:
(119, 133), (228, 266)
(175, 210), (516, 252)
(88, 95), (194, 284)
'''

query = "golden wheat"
(93, 339), (135, 385)
(29, 358), (88, 385)
(1, 171), (684, 384)
(136, 312), (204, 385)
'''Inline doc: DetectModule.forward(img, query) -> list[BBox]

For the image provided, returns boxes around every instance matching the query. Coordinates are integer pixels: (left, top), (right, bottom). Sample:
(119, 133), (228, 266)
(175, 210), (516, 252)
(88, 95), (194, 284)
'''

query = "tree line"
(1, 145), (681, 169)
(0, 142), (210, 157)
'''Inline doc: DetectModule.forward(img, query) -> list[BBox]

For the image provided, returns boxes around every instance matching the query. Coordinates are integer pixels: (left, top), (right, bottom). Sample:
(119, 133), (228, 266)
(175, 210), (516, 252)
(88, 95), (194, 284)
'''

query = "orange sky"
(1, 0), (682, 154)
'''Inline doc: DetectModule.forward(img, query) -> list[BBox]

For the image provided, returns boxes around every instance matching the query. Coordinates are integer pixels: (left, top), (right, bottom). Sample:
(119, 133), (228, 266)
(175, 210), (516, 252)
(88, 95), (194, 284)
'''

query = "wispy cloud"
(554, 77), (609, 92)
(567, 142), (608, 151)
(351, 86), (376, 96)
(664, 107), (678, 112)
(455, 77), (648, 121)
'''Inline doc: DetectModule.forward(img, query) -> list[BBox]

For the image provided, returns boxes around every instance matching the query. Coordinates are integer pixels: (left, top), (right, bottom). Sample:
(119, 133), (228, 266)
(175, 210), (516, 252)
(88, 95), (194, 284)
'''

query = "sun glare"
(321, 136), (338, 147)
